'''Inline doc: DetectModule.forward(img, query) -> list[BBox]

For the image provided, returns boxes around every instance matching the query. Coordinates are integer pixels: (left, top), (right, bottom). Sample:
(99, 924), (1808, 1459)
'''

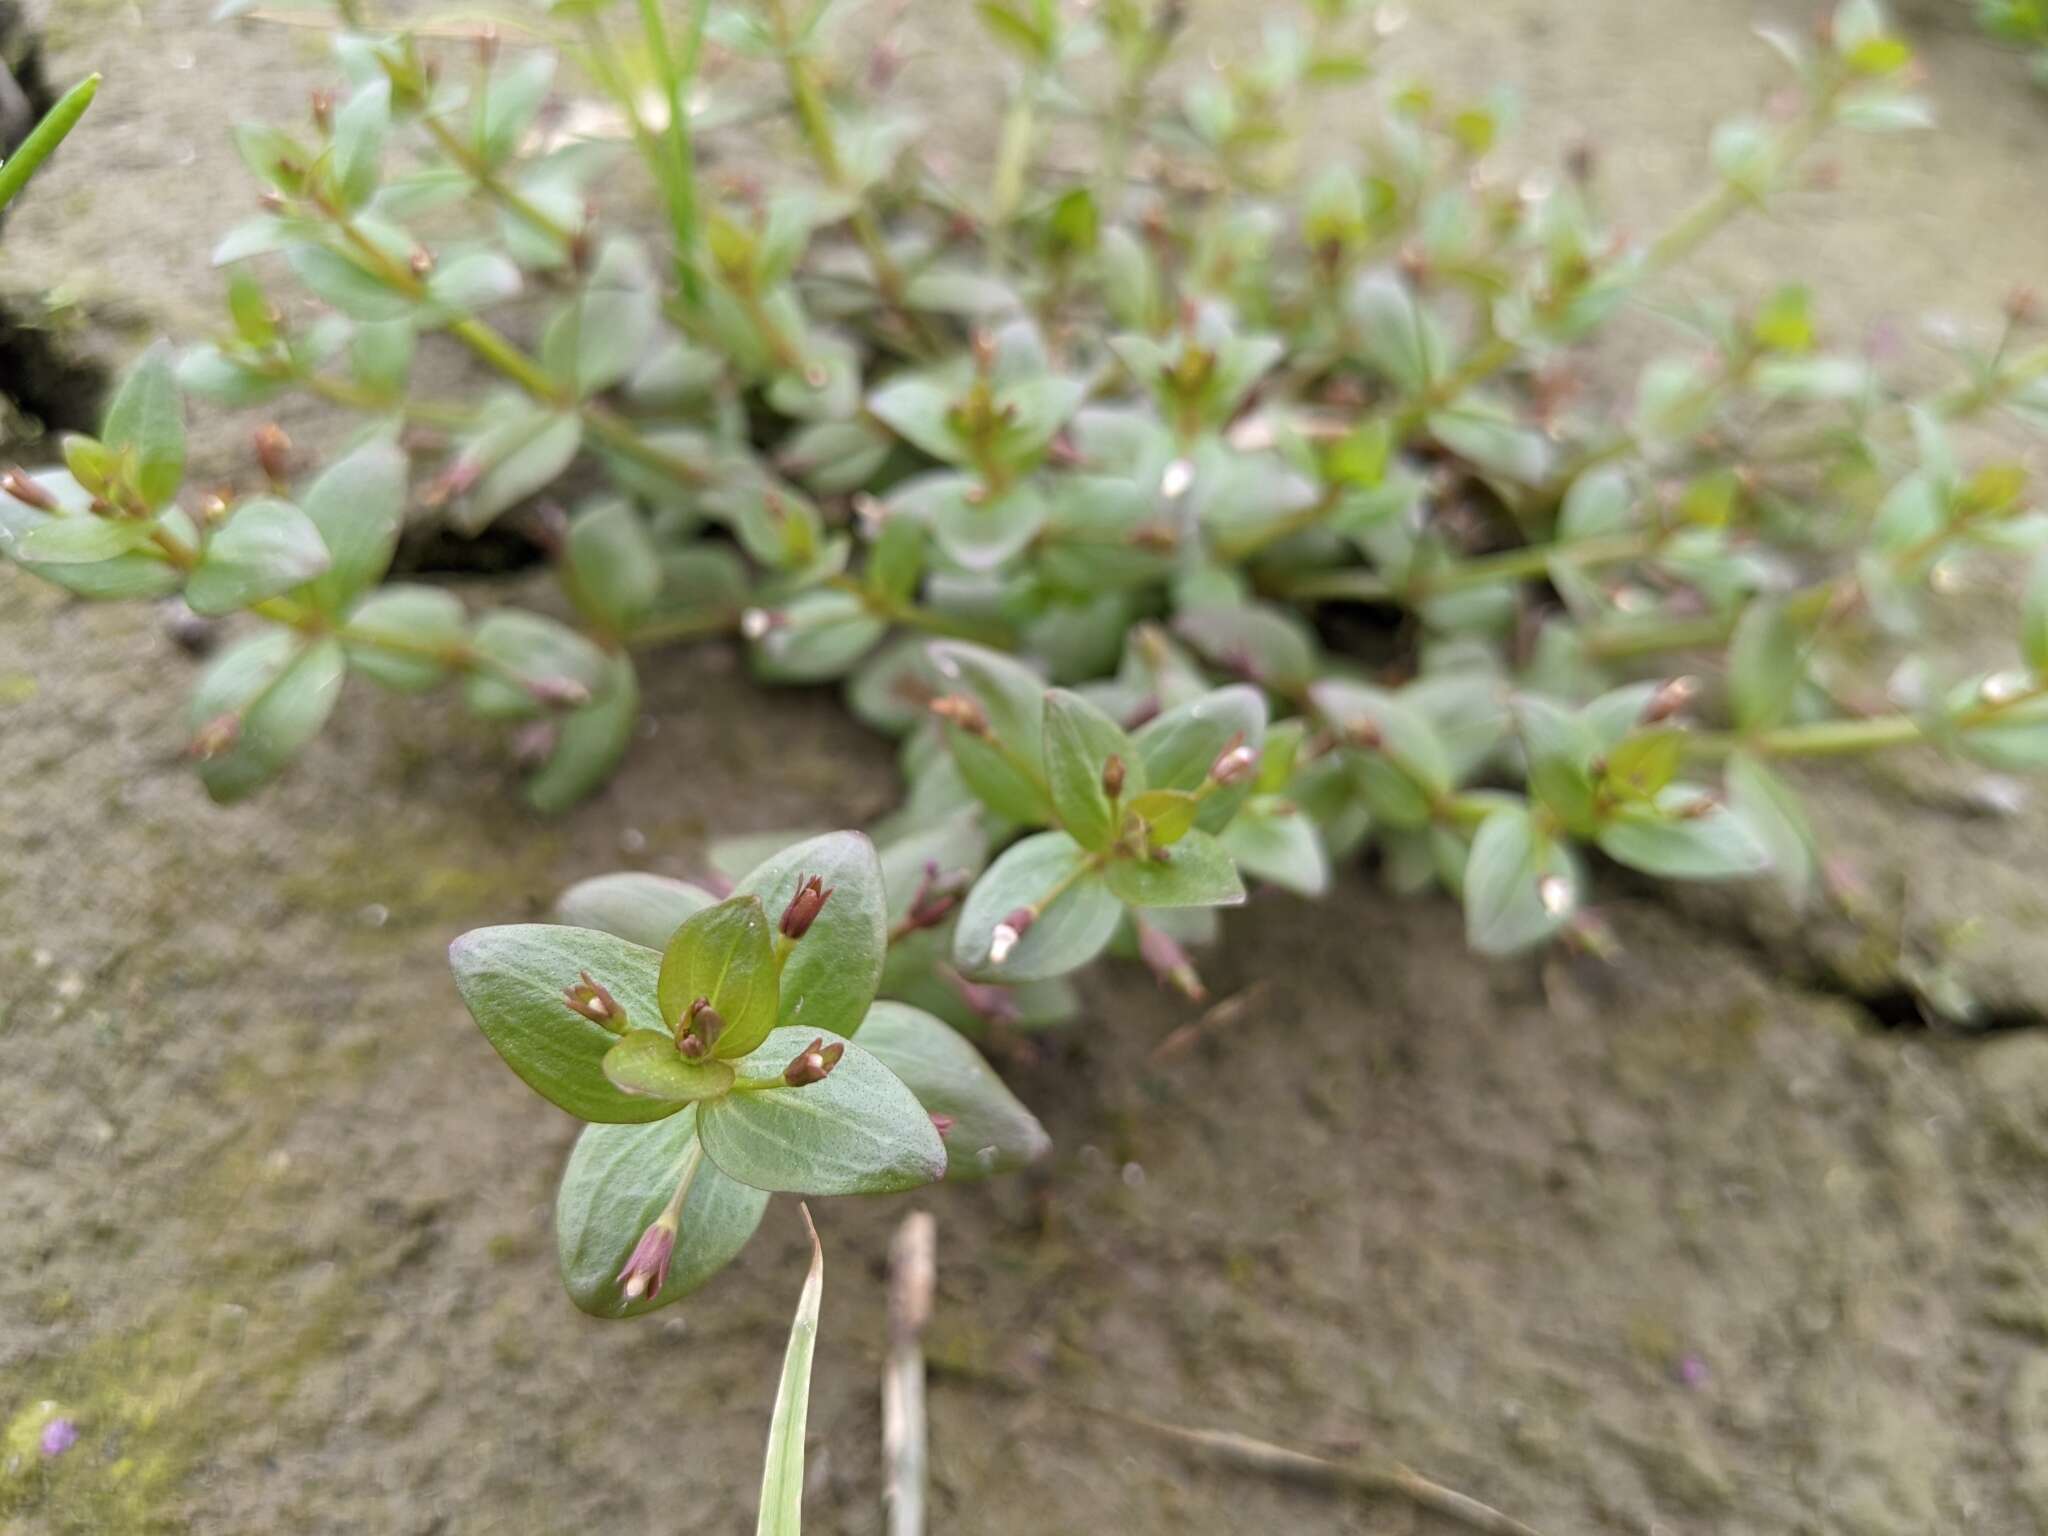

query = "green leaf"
(930, 641), (1056, 823)
(953, 831), (1121, 981)
(554, 872), (720, 950)
(749, 590), (888, 684)
(185, 497), (331, 616)
(526, 654), (640, 813)
(330, 78), (391, 208)
(755, 1208), (824, 1536)
(1513, 694), (1598, 834)
(1347, 271), (1444, 395)
(1104, 829), (1246, 908)
(1596, 787), (1771, 881)
(476, 51), (556, 167)
(1132, 684), (1268, 832)
(555, 1111), (769, 1318)
(15, 514), (155, 565)
(732, 832), (890, 1041)
(868, 376), (967, 462)
(296, 436), (408, 616)
(1725, 752), (1817, 908)
(189, 630), (346, 803)
(1219, 801), (1329, 896)
(448, 923), (679, 1123)
(464, 610), (610, 720)
(543, 238), (660, 397)
(565, 497), (661, 633)
(1312, 679), (1450, 830)
(1727, 598), (1802, 731)
(426, 251), (523, 316)
(102, 342), (186, 509)
(1173, 605), (1319, 694)
(451, 412), (583, 535)
(2024, 551), (2048, 676)
(290, 244), (416, 321)
(854, 1002), (1049, 1180)
(657, 897), (782, 1059)
(700, 1028), (947, 1195)
(1463, 806), (1580, 955)
(344, 585), (464, 692)
(1043, 688), (1141, 851)
(602, 1030), (737, 1102)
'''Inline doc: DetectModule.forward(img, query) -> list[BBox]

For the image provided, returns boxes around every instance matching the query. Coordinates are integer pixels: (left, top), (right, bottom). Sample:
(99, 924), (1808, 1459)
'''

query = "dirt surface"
(8, 3), (2048, 1534)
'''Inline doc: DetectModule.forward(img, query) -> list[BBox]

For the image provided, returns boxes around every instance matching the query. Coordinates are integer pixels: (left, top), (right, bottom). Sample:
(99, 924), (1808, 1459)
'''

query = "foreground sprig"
(5, 0), (2046, 1384)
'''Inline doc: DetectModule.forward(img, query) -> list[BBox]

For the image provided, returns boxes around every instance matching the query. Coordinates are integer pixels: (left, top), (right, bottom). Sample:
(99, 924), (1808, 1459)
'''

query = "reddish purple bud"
(1640, 676), (1698, 725)
(253, 424), (294, 487)
(1208, 733), (1257, 787)
(525, 675), (593, 709)
(1137, 921), (1207, 1003)
(2, 466), (58, 511)
(939, 965), (1022, 1028)
(988, 907), (1035, 966)
(616, 1220), (676, 1302)
(930, 1113), (956, 1138)
(562, 969), (627, 1032)
(779, 874), (834, 940)
(189, 713), (241, 761)
(929, 693), (991, 736)
(1101, 754), (1127, 800)
(782, 1036), (845, 1087)
(679, 996), (724, 1057)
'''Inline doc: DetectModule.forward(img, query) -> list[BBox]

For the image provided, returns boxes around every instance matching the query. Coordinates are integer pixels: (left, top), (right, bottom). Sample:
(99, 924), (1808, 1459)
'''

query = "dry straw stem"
(932, 1358), (1546, 1536)
(882, 1211), (935, 1536)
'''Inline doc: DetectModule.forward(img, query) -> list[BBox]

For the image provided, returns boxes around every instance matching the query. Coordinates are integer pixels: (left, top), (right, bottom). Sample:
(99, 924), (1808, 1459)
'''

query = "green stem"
(421, 113), (578, 254)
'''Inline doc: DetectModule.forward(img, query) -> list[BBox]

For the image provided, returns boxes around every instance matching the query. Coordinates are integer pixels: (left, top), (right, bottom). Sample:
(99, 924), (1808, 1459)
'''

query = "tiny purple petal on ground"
(39, 1418), (78, 1457)
(1677, 1353), (1708, 1389)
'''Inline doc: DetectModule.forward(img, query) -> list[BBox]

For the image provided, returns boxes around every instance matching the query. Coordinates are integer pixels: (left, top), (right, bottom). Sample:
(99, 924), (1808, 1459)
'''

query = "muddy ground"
(8, 1), (2048, 1532)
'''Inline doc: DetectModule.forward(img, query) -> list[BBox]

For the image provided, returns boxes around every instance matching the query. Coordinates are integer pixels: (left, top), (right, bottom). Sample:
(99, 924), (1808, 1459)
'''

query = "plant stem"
(420, 113), (579, 255)
(760, 0), (911, 311)
(1277, 529), (1658, 605)
(634, 0), (709, 309)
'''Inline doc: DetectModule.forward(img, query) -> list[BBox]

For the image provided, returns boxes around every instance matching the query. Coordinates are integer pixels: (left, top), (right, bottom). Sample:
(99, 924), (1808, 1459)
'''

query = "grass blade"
(756, 1203), (825, 1536)
(0, 73), (100, 215)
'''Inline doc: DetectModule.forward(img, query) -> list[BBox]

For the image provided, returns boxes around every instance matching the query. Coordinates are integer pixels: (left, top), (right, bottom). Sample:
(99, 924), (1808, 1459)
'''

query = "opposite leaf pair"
(450, 831), (1048, 1318)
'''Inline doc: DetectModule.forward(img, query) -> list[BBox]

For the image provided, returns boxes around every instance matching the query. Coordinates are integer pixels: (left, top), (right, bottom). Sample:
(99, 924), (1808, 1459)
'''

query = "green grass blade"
(755, 1204), (825, 1536)
(0, 73), (100, 215)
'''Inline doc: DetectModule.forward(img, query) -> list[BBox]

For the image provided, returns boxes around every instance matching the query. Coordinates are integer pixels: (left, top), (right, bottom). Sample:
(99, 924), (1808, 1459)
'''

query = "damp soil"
(8, 2), (2048, 1533)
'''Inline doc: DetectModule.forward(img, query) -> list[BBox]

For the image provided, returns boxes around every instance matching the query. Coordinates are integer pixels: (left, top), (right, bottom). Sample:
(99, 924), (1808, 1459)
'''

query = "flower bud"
(782, 1036), (845, 1087)
(254, 424), (293, 486)
(779, 873), (834, 940)
(190, 713), (241, 761)
(1137, 921), (1207, 1003)
(525, 676), (593, 709)
(938, 965), (1021, 1026)
(1208, 735), (1257, 787)
(929, 693), (991, 736)
(2, 467), (57, 510)
(1101, 754), (1127, 800)
(1640, 675), (1698, 724)
(562, 969), (627, 1032)
(988, 907), (1035, 965)
(615, 1219), (676, 1302)
(930, 1113), (956, 1138)
(310, 89), (335, 135)
(679, 996), (724, 1057)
